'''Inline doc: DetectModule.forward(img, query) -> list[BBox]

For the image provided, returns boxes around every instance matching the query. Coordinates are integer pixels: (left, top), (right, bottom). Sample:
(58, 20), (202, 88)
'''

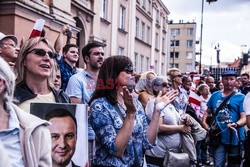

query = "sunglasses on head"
(27, 48), (55, 59)
(124, 64), (134, 75)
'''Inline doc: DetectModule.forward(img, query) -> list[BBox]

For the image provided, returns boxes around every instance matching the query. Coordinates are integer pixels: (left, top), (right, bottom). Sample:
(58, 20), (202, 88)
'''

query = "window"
(140, 55), (144, 72)
(119, 5), (126, 30)
(162, 38), (165, 52)
(147, 0), (151, 13)
(135, 17), (139, 38)
(156, 10), (159, 22)
(187, 40), (193, 47)
(170, 40), (179, 47)
(146, 57), (149, 71)
(134, 53), (138, 72)
(171, 63), (179, 68)
(142, 0), (146, 8)
(163, 17), (166, 29)
(100, 0), (107, 19)
(155, 33), (159, 49)
(187, 28), (194, 35)
(118, 47), (124, 55)
(141, 22), (145, 41)
(147, 26), (150, 44)
(186, 63), (192, 72)
(186, 52), (193, 59)
(155, 60), (158, 74)
(170, 52), (179, 59)
(161, 63), (164, 75)
(170, 29), (180, 36)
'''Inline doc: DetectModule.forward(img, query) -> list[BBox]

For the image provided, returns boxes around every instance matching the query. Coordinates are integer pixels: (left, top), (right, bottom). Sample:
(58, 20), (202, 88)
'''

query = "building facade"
(167, 21), (196, 73)
(0, 0), (170, 75)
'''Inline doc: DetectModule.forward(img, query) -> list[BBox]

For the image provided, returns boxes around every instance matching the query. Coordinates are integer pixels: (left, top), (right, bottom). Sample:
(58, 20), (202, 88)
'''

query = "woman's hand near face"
(154, 90), (178, 110)
(121, 86), (136, 115)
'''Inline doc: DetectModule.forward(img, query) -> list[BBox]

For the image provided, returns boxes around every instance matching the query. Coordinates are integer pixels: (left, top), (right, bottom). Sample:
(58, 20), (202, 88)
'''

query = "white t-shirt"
(243, 92), (250, 115)
(18, 91), (56, 113)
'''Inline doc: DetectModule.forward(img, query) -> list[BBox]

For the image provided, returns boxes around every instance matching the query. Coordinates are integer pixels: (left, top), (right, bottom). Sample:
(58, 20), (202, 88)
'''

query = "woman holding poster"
(89, 55), (177, 166)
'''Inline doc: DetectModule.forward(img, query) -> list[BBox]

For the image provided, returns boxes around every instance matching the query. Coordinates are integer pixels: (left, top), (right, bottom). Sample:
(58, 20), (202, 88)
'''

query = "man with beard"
(239, 73), (250, 95)
(45, 108), (79, 167)
(66, 41), (105, 167)
(0, 32), (19, 70)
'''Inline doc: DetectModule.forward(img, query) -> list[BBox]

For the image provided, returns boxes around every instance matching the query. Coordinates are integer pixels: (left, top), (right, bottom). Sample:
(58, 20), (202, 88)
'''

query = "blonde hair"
(167, 68), (181, 80)
(135, 71), (156, 93)
(15, 37), (55, 87)
(197, 83), (209, 93)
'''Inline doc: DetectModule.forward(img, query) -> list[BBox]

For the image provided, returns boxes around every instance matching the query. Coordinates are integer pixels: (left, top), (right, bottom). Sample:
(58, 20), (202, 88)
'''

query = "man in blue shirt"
(58, 44), (79, 90)
(66, 41), (105, 167)
(202, 70), (246, 167)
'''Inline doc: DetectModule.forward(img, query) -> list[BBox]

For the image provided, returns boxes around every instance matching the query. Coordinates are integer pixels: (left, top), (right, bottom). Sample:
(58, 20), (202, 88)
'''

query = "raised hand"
(121, 86), (136, 115)
(154, 90), (178, 111)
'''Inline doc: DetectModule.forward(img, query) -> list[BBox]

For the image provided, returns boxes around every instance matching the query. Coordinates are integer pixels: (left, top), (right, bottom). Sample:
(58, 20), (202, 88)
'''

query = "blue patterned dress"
(90, 97), (153, 166)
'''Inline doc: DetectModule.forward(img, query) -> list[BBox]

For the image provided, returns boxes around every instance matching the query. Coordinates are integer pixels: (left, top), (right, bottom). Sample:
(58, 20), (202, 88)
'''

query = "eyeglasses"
(156, 82), (170, 88)
(0, 42), (16, 48)
(124, 64), (134, 75)
(27, 48), (55, 59)
(174, 74), (182, 78)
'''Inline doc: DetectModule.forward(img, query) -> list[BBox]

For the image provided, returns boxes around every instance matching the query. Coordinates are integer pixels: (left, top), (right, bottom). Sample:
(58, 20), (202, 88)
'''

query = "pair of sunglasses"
(27, 48), (55, 59)
(162, 82), (171, 88)
(156, 82), (170, 88)
(124, 64), (134, 75)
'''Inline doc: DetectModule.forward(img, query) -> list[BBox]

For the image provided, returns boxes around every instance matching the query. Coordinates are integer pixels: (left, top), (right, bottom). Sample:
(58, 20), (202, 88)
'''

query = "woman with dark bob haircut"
(89, 55), (177, 166)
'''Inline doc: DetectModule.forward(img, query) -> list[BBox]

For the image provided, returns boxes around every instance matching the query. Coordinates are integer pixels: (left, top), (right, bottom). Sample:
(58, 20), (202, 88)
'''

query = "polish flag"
(29, 19), (45, 39)
(188, 91), (201, 106)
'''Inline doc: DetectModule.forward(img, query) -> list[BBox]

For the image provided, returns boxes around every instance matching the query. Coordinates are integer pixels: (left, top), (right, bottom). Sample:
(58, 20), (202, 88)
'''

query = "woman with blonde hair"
(135, 71), (156, 109)
(167, 68), (188, 115)
(14, 37), (70, 112)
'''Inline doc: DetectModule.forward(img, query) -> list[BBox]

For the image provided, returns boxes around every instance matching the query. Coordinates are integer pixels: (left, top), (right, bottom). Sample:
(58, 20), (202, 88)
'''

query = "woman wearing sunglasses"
(145, 76), (206, 167)
(89, 55), (177, 166)
(14, 37), (70, 112)
(167, 68), (188, 115)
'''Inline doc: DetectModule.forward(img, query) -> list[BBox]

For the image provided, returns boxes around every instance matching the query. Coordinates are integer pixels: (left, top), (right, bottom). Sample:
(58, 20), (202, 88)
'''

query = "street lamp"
(214, 43), (220, 65)
(172, 35), (176, 68)
(199, 0), (218, 74)
(199, 0), (204, 74)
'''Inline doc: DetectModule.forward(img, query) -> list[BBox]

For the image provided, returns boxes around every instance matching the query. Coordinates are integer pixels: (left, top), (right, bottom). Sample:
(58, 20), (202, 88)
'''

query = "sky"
(162, 0), (250, 66)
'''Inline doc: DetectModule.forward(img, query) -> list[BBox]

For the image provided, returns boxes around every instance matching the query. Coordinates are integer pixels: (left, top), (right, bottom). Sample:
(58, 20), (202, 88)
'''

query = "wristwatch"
(235, 122), (240, 128)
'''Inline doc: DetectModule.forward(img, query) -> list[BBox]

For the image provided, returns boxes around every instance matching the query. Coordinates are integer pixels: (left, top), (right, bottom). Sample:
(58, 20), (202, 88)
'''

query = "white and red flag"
(29, 19), (45, 39)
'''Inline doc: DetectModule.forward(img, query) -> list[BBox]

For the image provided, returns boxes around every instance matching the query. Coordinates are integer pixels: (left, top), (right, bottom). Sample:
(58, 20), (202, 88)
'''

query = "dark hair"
(44, 108), (77, 129)
(89, 55), (132, 105)
(216, 80), (222, 89)
(241, 73), (249, 79)
(82, 42), (104, 63)
(62, 44), (78, 54)
(182, 75), (191, 83)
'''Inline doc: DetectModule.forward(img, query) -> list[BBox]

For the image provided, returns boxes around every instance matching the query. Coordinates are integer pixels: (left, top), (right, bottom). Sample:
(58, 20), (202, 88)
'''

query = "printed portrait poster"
(30, 103), (88, 167)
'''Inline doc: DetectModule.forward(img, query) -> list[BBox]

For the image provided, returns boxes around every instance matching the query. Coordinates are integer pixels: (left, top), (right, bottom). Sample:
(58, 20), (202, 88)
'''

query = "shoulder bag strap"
(114, 104), (141, 167)
(214, 91), (236, 116)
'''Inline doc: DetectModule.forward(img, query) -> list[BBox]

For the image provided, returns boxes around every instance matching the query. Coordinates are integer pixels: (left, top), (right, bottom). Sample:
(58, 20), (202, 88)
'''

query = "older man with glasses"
(0, 32), (19, 70)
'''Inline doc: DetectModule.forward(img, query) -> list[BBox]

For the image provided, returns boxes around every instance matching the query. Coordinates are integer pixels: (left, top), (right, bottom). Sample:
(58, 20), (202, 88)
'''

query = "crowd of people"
(1, 27), (250, 167)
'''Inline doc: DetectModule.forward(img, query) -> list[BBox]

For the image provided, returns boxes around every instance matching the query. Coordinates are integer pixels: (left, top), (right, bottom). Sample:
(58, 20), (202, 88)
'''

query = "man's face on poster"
(48, 116), (77, 166)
